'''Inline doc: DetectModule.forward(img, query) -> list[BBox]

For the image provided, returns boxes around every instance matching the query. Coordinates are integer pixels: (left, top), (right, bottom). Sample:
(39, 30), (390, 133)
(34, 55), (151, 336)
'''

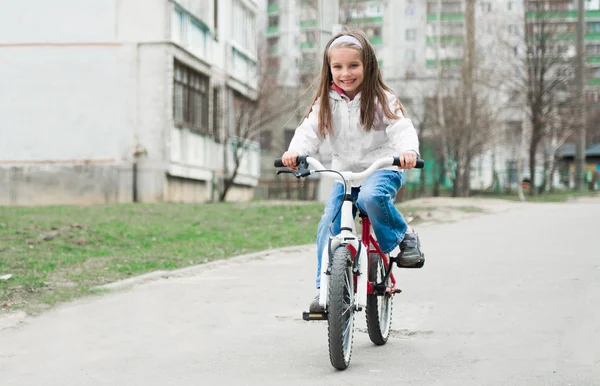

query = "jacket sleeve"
(287, 98), (324, 155)
(383, 93), (420, 156)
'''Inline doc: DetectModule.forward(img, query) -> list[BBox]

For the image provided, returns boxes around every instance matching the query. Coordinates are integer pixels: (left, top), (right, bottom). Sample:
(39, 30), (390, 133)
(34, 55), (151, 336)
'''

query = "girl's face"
(329, 47), (364, 100)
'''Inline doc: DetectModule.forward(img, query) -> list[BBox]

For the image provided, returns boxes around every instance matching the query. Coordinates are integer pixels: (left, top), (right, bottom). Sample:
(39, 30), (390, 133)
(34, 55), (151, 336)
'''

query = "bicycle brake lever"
(276, 168), (312, 178)
(297, 168), (312, 178)
(276, 169), (296, 175)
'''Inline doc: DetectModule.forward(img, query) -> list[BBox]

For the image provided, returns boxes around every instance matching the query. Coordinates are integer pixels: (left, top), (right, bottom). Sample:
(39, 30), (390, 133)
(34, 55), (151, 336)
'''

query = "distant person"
(280, 28), (425, 312)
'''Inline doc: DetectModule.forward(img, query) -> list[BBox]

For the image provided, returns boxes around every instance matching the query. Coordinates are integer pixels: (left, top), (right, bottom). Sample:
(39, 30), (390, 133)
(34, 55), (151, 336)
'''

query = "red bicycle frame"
(361, 216), (398, 295)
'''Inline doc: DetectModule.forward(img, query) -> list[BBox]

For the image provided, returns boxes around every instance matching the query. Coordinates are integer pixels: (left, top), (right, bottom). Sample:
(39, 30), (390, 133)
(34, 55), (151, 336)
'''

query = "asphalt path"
(1, 201), (599, 385)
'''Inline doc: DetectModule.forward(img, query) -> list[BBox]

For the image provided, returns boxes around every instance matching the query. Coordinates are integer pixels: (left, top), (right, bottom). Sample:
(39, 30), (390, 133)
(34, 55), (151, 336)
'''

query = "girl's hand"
(399, 151), (418, 169)
(282, 151), (300, 170)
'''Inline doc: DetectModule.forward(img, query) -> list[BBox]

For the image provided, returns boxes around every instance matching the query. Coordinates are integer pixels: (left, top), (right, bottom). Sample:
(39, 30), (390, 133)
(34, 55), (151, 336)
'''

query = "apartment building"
(0, 0), (261, 205)
(261, 0), (600, 193)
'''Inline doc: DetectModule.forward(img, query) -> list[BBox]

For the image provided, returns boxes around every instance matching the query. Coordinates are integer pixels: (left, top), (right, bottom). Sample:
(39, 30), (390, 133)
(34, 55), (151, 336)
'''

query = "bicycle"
(274, 155), (424, 370)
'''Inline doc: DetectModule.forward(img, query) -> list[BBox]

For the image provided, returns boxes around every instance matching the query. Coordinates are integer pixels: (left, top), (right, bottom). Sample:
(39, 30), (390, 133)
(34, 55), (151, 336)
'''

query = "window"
(173, 61), (209, 133)
(172, 8), (184, 44)
(258, 131), (272, 151)
(508, 24), (518, 35)
(588, 45), (600, 56)
(284, 129), (295, 150)
(589, 22), (600, 33)
(268, 15), (279, 28)
(556, 67), (573, 78)
(405, 49), (416, 62)
(508, 1), (513, 11)
(232, 91), (256, 137)
(405, 28), (416, 41)
(172, 7), (211, 60)
(232, 0), (257, 53)
(232, 48), (257, 86)
(405, 4), (417, 17)
(480, 2), (491, 12)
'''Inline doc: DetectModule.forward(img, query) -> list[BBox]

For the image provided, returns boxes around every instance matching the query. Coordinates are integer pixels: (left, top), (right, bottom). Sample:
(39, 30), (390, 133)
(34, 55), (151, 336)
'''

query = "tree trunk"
(516, 119), (528, 202)
(528, 140), (537, 196)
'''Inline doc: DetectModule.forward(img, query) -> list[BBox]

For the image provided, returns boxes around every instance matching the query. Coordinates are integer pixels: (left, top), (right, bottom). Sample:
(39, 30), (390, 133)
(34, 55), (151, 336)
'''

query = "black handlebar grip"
(274, 158), (284, 167)
(393, 157), (425, 169)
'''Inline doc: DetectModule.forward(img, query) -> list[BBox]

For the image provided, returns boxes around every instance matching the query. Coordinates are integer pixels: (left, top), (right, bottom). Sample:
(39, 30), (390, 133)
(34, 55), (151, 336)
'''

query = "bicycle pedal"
(302, 311), (328, 321)
(393, 288), (403, 294)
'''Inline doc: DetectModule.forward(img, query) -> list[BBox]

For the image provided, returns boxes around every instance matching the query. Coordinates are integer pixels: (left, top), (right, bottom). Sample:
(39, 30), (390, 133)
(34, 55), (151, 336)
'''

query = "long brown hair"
(306, 27), (407, 138)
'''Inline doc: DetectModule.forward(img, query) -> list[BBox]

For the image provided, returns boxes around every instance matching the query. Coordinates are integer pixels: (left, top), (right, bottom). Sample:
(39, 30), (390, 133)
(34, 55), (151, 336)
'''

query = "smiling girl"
(281, 28), (425, 312)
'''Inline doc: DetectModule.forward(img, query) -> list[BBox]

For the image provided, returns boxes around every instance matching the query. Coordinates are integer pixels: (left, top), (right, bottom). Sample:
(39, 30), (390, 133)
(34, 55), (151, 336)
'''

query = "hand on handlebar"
(281, 151), (300, 170)
(399, 151), (418, 169)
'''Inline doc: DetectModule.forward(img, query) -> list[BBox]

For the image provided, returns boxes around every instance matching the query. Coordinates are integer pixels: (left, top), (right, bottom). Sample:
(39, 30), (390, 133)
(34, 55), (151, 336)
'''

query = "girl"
(281, 28), (424, 312)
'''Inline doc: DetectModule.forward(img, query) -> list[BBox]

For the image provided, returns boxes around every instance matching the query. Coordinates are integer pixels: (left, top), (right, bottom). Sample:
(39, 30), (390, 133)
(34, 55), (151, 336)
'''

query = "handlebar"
(274, 155), (424, 182)
(274, 156), (424, 169)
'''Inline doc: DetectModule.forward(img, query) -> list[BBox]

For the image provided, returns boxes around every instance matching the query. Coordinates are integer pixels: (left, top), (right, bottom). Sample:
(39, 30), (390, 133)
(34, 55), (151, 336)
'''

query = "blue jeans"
(315, 170), (408, 288)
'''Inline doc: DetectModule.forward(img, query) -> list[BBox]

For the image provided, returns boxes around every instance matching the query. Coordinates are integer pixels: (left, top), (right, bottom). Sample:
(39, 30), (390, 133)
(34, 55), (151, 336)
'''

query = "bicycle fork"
(318, 198), (368, 312)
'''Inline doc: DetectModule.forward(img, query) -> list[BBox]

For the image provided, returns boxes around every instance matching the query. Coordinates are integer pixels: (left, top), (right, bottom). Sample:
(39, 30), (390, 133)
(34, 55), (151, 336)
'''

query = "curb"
(93, 244), (315, 291)
(0, 244), (315, 332)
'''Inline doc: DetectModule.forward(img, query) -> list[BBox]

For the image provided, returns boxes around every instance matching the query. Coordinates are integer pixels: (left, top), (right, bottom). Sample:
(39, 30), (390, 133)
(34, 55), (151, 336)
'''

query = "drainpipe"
(132, 42), (148, 202)
(132, 144), (147, 202)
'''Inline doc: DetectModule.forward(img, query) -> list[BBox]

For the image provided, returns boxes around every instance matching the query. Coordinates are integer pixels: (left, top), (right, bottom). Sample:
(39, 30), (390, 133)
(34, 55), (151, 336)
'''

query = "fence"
(255, 175), (319, 200)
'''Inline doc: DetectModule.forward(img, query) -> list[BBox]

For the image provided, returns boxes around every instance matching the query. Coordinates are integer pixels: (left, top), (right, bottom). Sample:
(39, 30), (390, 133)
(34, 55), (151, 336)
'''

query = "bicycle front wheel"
(327, 246), (356, 370)
(366, 252), (393, 345)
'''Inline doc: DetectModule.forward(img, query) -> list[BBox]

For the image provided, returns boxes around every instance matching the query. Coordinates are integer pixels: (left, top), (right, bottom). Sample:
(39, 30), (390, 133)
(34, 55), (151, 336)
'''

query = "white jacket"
(288, 90), (420, 185)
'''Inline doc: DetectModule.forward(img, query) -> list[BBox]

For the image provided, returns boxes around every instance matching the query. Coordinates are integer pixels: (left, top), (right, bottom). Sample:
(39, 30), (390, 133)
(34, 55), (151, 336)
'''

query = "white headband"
(328, 35), (362, 52)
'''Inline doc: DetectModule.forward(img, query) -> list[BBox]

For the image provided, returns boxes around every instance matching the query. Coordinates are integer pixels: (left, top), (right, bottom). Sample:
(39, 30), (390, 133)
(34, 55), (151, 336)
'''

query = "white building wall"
(0, 0), (261, 205)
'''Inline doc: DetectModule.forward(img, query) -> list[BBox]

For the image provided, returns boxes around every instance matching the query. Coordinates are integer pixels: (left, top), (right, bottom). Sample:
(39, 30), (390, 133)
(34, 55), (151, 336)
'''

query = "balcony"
(526, 10), (600, 20)
(427, 13), (464, 22)
(369, 36), (383, 45)
(426, 58), (462, 68)
(587, 78), (600, 86)
(350, 16), (383, 24)
(587, 56), (600, 64)
(300, 41), (316, 49)
(267, 25), (279, 35)
(300, 20), (317, 28)
(426, 36), (464, 45)
(267, 4), (279, 14)
(529, 32), (600, 42)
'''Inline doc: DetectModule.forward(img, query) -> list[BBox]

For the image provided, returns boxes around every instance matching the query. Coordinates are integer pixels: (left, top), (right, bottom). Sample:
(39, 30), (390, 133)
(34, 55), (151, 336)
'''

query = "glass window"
(588, 22), (600, 33)
(172, 8), (184, 44)
(173, 61), (209, 134)
(405, 28), (416, 41)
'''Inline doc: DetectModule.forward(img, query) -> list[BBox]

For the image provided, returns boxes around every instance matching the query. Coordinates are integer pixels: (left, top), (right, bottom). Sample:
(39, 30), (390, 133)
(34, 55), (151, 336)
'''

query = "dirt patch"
(399, 197), (527, 225)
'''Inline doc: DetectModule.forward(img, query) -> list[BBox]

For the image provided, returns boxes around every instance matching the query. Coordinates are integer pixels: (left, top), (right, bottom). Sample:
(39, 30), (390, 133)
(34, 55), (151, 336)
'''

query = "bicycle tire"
(365, 252), (393, 345)
(327, 246), (355, 370)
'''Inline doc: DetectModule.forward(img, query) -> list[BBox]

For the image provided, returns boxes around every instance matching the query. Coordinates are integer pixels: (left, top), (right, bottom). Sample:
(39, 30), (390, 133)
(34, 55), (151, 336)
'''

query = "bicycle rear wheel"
(365, 252), (393, 345)
(327, 246), (355, 370)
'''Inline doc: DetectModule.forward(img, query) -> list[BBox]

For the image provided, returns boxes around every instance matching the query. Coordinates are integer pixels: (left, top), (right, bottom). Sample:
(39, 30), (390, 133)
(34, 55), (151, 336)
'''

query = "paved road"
(1, 201), (599, 385)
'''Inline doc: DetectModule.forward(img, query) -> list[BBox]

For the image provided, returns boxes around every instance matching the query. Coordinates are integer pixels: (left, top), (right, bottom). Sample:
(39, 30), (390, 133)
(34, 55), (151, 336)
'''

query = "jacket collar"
(329, 83), (360, 103)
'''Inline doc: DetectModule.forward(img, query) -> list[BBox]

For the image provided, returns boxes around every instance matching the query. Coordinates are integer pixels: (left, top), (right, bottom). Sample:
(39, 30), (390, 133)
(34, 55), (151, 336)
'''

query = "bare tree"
(218, 57), (303, 202)
(521, 0), (579, 195)
(421, 0), (502, 198)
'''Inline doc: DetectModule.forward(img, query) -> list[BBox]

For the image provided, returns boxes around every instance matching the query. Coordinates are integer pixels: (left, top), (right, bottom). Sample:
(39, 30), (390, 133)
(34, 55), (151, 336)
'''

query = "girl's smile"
(329, 47), (364, 100)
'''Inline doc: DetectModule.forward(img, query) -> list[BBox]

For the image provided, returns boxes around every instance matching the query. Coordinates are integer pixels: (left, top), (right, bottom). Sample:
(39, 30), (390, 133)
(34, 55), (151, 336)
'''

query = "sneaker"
(397, 231), (425, 268)
(309, 293), (325, 313)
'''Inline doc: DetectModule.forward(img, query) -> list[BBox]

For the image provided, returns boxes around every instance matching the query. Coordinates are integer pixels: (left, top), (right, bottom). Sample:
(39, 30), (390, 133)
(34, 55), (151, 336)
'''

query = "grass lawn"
(0, 202), (328, 315)
(0, 197), (548, 315)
